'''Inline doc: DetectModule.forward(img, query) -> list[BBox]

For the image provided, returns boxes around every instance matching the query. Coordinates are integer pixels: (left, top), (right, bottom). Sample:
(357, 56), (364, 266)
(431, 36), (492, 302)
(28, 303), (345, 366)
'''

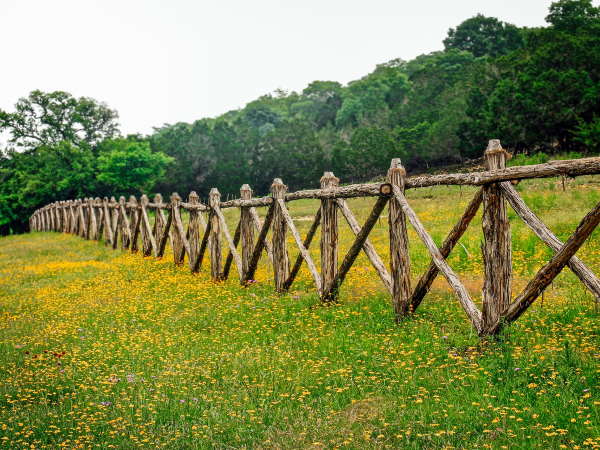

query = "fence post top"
(170, 192), (181, 203)
(320, 171), (339, 188)
(188, 191), (199, 203)
(119, 196), (126, 204)
(240, 184), (252, 198)
(209, 188), (220, 207)
(129, 195), (138, 204)
(388, 158), (406, 178)
(140, 194), (149, 205)
(271, 178), (287, 199)
(154, 193), (163, 203)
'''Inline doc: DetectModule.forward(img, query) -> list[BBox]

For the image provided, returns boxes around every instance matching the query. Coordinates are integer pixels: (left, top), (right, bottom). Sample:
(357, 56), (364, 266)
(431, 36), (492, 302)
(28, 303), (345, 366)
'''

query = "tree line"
(1, 0), (599, 234)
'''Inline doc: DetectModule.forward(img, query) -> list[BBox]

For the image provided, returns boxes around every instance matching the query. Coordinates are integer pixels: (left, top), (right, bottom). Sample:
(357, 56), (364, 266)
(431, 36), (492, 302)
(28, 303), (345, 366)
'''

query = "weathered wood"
(239, 184), (255, 279)
(392, 184), (483, 333)
(102, 197), (114, 245)
(336, 199), (392, 293)
(129, 196), (142, 253)
(322, 196), (389, 301)
(271, 179), (290, 292)
(140, 195), (156, 256)
(187, 191), (202, 267)
(220, 196), (273, 209)
(406, 157), (600, 189)
(170, 193), (187, 265)
(156, 207), (173, 258)
(153, 194), (165, 253)
(213, 202), (243, 280)
(388, 159), (412, 319)
(284, 208), (321, 291)
(112, 199), (122, 250)
(485, 200), (600, 335)
(409, 189), (483, 310)
(223, 221), (241, 279)
(277, 198), (322, 294)
(78, 200), (87, 239)
(482, 141), (512, 330)
(243, 203), (275, 283)
(127, 196), (139, 251)
(499, 182), (600, 302)
(192, 216), (211, 273)
(209, 188), (223, 281)
(119, 197), (132, 250)
(250, 208), (274, 264)
(320, 172), (339, 296)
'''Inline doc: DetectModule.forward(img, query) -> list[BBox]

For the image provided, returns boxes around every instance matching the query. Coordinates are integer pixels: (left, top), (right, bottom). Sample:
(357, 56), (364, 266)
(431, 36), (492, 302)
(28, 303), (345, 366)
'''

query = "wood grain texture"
(482, 141), (512, 329)
(388, 159), (412, 320)
(336, 199), (392, 293)
(409, 189), (483, 310)
(392, 185), (483, 334)
(320, 172), (339, 296)
(499, 182), (600, 301)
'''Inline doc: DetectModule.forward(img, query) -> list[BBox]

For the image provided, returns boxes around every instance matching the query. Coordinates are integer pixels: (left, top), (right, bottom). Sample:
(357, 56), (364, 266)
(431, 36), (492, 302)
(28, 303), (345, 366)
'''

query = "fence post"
(240, 184), (254, 280)
(271, 178), (290, 292)
(320, 172), (339, 296)
(388, 158), (412, 321)
(209, 188), (222, 280)
(188, 191), (201, 265)
(171, 193), (185, 265)
(482, 139), (512, 329)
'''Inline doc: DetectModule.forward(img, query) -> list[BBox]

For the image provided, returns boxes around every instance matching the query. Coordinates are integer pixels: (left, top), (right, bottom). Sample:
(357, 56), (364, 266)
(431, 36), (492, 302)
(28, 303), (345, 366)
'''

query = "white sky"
(1, 0), (553, 136)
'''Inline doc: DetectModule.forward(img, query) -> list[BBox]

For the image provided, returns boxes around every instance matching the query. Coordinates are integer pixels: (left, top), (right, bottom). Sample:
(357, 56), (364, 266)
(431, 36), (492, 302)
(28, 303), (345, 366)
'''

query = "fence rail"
(30, 140), (600, 336)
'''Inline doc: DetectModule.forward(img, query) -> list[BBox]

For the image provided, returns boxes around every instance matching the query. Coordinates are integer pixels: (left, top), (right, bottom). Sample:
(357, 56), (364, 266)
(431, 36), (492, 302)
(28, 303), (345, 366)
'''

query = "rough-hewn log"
(392, 184), (483, 333)
(213, 200), (243, 280)
(129, 196), (142, 253)
(499, 182), (600, 302)
(119, 196), (132, 250)
(102, 197), (114, 245)
(284, 209), (321, 291)
(192, 218), (211, 273)
(271, 179), (290, 292)
(321, 196), (389, 301)
(482, 141), (512, 329)
(336, 199), (392, 293)
(388, 159), (412, 320)
(156, 206), (173, 258)
(409, 189), (483, 310)
(250, 208), (274, 264)
(485, 200), (600, 335)
(276, 198), (322, 294)
(140, 195), (157, 256)
(209, 188), (223, 281)
(171, 193), (187, 265)
(406, 157), (600, 188)
(223, 221), (241, 280)
(320, 172), (339, 297)
(240, 184), (255, 279)
(187, 191), (202, 267)
(243, 203), (275, 283)
(220, 197), (273, 209)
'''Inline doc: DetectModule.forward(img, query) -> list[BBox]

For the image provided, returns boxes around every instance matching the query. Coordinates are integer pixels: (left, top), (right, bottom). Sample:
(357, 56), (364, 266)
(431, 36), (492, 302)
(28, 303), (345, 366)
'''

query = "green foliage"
(96, 138), (173, 196)
(444, 14), (524, 57)
(0, 90), (119, 150)
(2, 0), (599, 235)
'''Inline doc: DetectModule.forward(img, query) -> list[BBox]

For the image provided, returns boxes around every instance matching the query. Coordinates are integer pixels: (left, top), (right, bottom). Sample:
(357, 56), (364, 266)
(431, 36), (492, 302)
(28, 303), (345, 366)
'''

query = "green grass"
(0, 177), (599, 448)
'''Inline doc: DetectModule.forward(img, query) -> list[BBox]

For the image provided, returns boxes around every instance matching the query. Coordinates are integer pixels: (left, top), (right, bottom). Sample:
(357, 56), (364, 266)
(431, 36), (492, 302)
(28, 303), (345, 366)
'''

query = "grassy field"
(1, 177), (599, 448)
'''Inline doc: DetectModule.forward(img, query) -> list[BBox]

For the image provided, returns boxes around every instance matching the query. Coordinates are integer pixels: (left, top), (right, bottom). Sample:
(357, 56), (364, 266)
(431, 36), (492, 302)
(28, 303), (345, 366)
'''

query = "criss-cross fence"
(30, 140), (600, 336)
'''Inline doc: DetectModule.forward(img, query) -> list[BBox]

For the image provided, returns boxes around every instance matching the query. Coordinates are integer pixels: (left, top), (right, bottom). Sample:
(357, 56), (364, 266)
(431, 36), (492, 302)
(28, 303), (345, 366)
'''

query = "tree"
(546, 0), (600, 31)
(96, 138), (173, 196)
(0, 90), (119, 150)
(443, 14), (523, 58)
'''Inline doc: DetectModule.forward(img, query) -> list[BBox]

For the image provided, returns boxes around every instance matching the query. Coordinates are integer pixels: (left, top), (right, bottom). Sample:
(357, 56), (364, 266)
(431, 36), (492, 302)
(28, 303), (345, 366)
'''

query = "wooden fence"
(30, 140), (600, 336)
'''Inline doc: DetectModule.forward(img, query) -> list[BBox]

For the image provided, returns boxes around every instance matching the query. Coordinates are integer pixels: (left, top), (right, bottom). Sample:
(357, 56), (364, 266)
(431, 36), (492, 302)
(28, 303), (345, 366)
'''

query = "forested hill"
(1, 0), (599, 234)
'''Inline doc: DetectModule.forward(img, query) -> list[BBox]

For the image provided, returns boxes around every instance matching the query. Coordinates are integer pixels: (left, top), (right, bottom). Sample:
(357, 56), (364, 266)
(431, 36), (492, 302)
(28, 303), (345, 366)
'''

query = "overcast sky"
(1, 0), (553, 135)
